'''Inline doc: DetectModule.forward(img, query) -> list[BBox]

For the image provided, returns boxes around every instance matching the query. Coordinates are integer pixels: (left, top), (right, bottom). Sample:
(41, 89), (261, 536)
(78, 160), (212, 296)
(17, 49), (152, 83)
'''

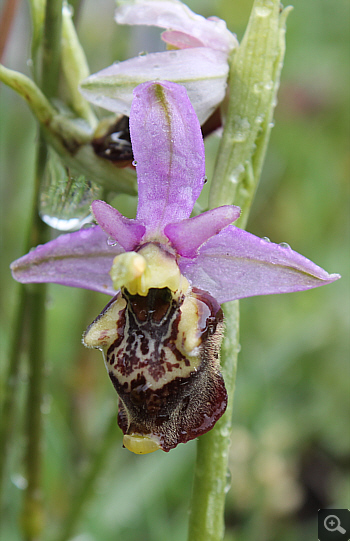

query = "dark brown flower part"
(92, 115), (133, 166)
(84, 285), (226, 453)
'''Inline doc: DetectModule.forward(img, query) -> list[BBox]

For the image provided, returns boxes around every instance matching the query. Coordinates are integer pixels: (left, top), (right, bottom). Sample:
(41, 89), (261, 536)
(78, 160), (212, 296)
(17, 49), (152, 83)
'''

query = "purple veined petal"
(130, 81), (205, 232)
(164, 205), (241, 258)
(115, 0), (238, 54)
(10, 226), (122, 295)
(179, 225), (341, 303)
(91, 200), (145, 251)
(80, 48), (229, 125)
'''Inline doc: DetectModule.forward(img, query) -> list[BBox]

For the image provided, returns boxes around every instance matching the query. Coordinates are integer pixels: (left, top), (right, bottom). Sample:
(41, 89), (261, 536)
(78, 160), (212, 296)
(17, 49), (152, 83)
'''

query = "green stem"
(20, 139), (49, 541)
(20, 2), (63, 538)
(41, 0), (63, 98)
(0, 285), (27, 503)
(188, 301), (239, 541)
(188, 1), (291, 540)
(54, 412), (119, 541)
(210, 0), (291, 218)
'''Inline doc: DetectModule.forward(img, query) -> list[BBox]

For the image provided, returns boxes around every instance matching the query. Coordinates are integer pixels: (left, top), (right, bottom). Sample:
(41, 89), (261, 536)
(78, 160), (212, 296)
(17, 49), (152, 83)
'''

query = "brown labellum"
(84, 286), (227, 453)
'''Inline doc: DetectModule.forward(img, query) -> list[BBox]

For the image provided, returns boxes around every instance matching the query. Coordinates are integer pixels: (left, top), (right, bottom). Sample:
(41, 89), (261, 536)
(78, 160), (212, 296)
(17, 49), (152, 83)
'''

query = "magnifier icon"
(324, 515), (346, 534)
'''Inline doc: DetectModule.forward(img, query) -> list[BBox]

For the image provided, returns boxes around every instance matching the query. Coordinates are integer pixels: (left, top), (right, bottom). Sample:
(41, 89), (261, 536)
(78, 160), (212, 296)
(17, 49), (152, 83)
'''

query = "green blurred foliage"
(0, 0), (349, 540)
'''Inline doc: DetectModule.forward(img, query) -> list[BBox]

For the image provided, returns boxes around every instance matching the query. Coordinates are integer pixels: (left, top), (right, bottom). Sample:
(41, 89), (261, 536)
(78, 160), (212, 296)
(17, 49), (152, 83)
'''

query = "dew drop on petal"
(262, 236), (271, 243)
(132, 160), (138, 167)
(279, 242), (291, 249)
(106, 236), (118, 247)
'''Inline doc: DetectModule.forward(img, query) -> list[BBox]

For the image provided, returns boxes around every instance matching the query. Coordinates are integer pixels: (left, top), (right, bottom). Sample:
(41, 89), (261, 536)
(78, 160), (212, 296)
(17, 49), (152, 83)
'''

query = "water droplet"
(26, 58), (33, 67)
(63, 3), (74, 16)
(203, 175), (208, 184)
(106, 236), (118, 247)
(81, 222), (96, 230)
(11, 474), (28, 490)
(132, 160), (138, 167)
(41, 394), (52, 414)
(268, 121), (275, 128)
(262, 236), (271, 242)
(225, 468), (232, 494)
(253, 82), (264, 94)
(279, 242), (291, 249)
(229, 164), (245, 185)
(232, 116), (250, 142)
(265, 81), (274, 90)
(255, 6), (272, 17)
(39, 148), (102, 232)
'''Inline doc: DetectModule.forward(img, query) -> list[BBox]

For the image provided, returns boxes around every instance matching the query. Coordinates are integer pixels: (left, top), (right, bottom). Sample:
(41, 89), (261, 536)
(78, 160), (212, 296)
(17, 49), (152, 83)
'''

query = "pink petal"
(10, 226), (122, 295)
(91, 200), (145, 251)
(179, 226), (341, 303)
(80, 48), (229, 125)
(115, 0), (238, 54)
(164, 206), (241, 257)
(161, 30), (205, 49)
(130, 81), (205, 232)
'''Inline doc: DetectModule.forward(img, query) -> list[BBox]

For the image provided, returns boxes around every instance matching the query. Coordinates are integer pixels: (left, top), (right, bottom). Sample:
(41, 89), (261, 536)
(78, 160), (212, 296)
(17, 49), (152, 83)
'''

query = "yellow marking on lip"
(83, 294), (126, 347)
(123, 434), (161, 454)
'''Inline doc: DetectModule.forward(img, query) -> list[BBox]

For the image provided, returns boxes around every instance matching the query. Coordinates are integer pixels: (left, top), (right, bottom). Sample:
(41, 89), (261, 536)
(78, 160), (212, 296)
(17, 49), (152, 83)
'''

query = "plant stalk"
(188, 1), (291, 539)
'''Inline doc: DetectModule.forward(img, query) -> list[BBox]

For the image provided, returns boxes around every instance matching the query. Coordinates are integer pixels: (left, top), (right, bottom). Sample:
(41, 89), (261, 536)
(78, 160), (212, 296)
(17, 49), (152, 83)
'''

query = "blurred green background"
(0, 0), (349, 540)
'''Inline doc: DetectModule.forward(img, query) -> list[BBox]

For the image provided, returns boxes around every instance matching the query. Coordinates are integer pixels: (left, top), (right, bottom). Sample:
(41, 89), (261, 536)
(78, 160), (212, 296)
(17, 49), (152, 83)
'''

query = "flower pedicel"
(11, 82), (340, 454)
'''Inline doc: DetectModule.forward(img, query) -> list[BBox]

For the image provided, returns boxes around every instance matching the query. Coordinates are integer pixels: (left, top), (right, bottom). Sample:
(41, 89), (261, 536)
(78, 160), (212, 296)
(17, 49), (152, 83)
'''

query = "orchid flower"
(80, 0), (238, 124)
(11, 81), (340, 454)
